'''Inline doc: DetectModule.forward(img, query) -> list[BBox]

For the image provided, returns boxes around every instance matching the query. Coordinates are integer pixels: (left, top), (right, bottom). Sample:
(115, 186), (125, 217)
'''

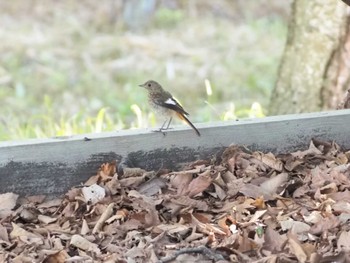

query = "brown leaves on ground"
(1, 139), (350, 262)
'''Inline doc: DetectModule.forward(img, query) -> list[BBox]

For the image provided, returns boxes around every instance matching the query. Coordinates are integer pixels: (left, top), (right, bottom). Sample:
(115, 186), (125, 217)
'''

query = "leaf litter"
(1, 139), (350, 262)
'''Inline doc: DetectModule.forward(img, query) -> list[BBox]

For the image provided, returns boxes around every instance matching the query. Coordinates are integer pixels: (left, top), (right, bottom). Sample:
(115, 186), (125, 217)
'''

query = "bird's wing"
(154, 92), (189, 115)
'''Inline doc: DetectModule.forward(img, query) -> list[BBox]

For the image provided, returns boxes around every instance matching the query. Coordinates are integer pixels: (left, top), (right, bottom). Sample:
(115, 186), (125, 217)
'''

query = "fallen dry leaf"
(138, 177), (166, 196)
(260, 172), (288, 195)
(38, 215), (57, 224)
(287, 233), (307, 263)
(187, 170), (212, 197)
(82, 183), (106, 204)
(170, 172), (193, 195)
(43, 250), (68, 263)
(253, 152), (284, 172)
(3, 140), (350, 262)
(263, 226), (287, 252)
(309, 214), (339, 235)
(239, 184), (274, 200)
(338, 230), (350, 251)
(0, 192), (18, 218)
(70, 234), (100, 254)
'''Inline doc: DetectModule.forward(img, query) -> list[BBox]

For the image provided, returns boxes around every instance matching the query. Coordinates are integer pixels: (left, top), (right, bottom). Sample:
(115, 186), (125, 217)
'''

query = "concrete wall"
(1, 110), (350, 196)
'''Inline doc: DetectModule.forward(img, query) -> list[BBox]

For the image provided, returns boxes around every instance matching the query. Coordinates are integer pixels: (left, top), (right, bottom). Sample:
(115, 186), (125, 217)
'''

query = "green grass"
(0, 1), (288, 141)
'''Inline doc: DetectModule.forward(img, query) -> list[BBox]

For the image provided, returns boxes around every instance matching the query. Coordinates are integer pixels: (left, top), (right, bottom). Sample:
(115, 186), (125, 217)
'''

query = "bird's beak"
(139, 83), (145, 87)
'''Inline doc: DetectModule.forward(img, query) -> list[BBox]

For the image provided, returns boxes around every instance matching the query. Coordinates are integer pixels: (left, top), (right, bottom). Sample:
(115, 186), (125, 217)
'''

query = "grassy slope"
(0, 0), (289, 140)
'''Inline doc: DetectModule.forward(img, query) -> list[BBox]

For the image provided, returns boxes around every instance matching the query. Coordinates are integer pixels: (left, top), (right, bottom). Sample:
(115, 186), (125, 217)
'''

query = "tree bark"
(269, 0), (350, 115)
(341, 0), (350, 7)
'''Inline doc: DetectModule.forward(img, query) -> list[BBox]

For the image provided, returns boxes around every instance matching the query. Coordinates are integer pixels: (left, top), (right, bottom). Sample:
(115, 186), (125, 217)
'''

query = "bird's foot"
(152, 129), (167, 136)
(152, 127), (173, 136)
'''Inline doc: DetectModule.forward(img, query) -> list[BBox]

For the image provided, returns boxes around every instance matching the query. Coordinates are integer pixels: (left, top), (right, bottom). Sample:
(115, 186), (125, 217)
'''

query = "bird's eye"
(148, 83), (151, 87)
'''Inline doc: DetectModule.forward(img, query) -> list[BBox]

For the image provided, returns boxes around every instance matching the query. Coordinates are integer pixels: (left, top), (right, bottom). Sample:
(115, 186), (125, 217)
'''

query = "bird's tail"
(176, 112), (201, 136)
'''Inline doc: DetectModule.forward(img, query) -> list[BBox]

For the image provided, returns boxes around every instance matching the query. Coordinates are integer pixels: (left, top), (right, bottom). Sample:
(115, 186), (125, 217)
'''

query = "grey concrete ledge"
(1, 109), (350, 196)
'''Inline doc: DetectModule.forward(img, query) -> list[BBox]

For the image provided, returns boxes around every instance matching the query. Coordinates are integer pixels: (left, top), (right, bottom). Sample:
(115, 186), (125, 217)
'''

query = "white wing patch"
(164, 98), (177, 106)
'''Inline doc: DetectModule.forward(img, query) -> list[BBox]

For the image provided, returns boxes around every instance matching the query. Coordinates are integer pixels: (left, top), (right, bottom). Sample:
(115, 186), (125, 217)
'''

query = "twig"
(171, 168), (202, 175)
(92, 203), (114, 234)
(157, 245), (224, 263)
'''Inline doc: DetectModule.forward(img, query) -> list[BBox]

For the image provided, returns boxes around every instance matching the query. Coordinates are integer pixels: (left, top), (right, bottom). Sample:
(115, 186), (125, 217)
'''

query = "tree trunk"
(269, 0), (350, 115)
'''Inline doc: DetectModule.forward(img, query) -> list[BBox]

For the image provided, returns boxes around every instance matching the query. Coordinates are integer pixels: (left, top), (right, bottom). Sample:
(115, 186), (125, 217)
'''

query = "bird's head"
(139, 80), (163, 93)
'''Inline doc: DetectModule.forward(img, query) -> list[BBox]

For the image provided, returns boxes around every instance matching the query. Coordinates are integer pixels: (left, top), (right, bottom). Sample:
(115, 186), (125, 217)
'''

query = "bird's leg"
(163, 117), (172, 130)
(161, 117), (173, 135)
(159, 119), (169, 136)
(152, 118), (173, 135)
(152, 119), (168, 134)
(153, 119), (168, 132)
(157, 118), (173, 131)
(160, 119), (168, 130)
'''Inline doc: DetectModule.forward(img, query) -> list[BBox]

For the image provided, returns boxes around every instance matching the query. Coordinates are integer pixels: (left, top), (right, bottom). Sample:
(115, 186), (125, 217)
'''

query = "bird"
(139, 80), (200, 136)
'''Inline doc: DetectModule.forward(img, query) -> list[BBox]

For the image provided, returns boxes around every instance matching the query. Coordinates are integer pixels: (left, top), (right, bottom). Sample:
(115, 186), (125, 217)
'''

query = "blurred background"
(0, 0), (291, 140)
